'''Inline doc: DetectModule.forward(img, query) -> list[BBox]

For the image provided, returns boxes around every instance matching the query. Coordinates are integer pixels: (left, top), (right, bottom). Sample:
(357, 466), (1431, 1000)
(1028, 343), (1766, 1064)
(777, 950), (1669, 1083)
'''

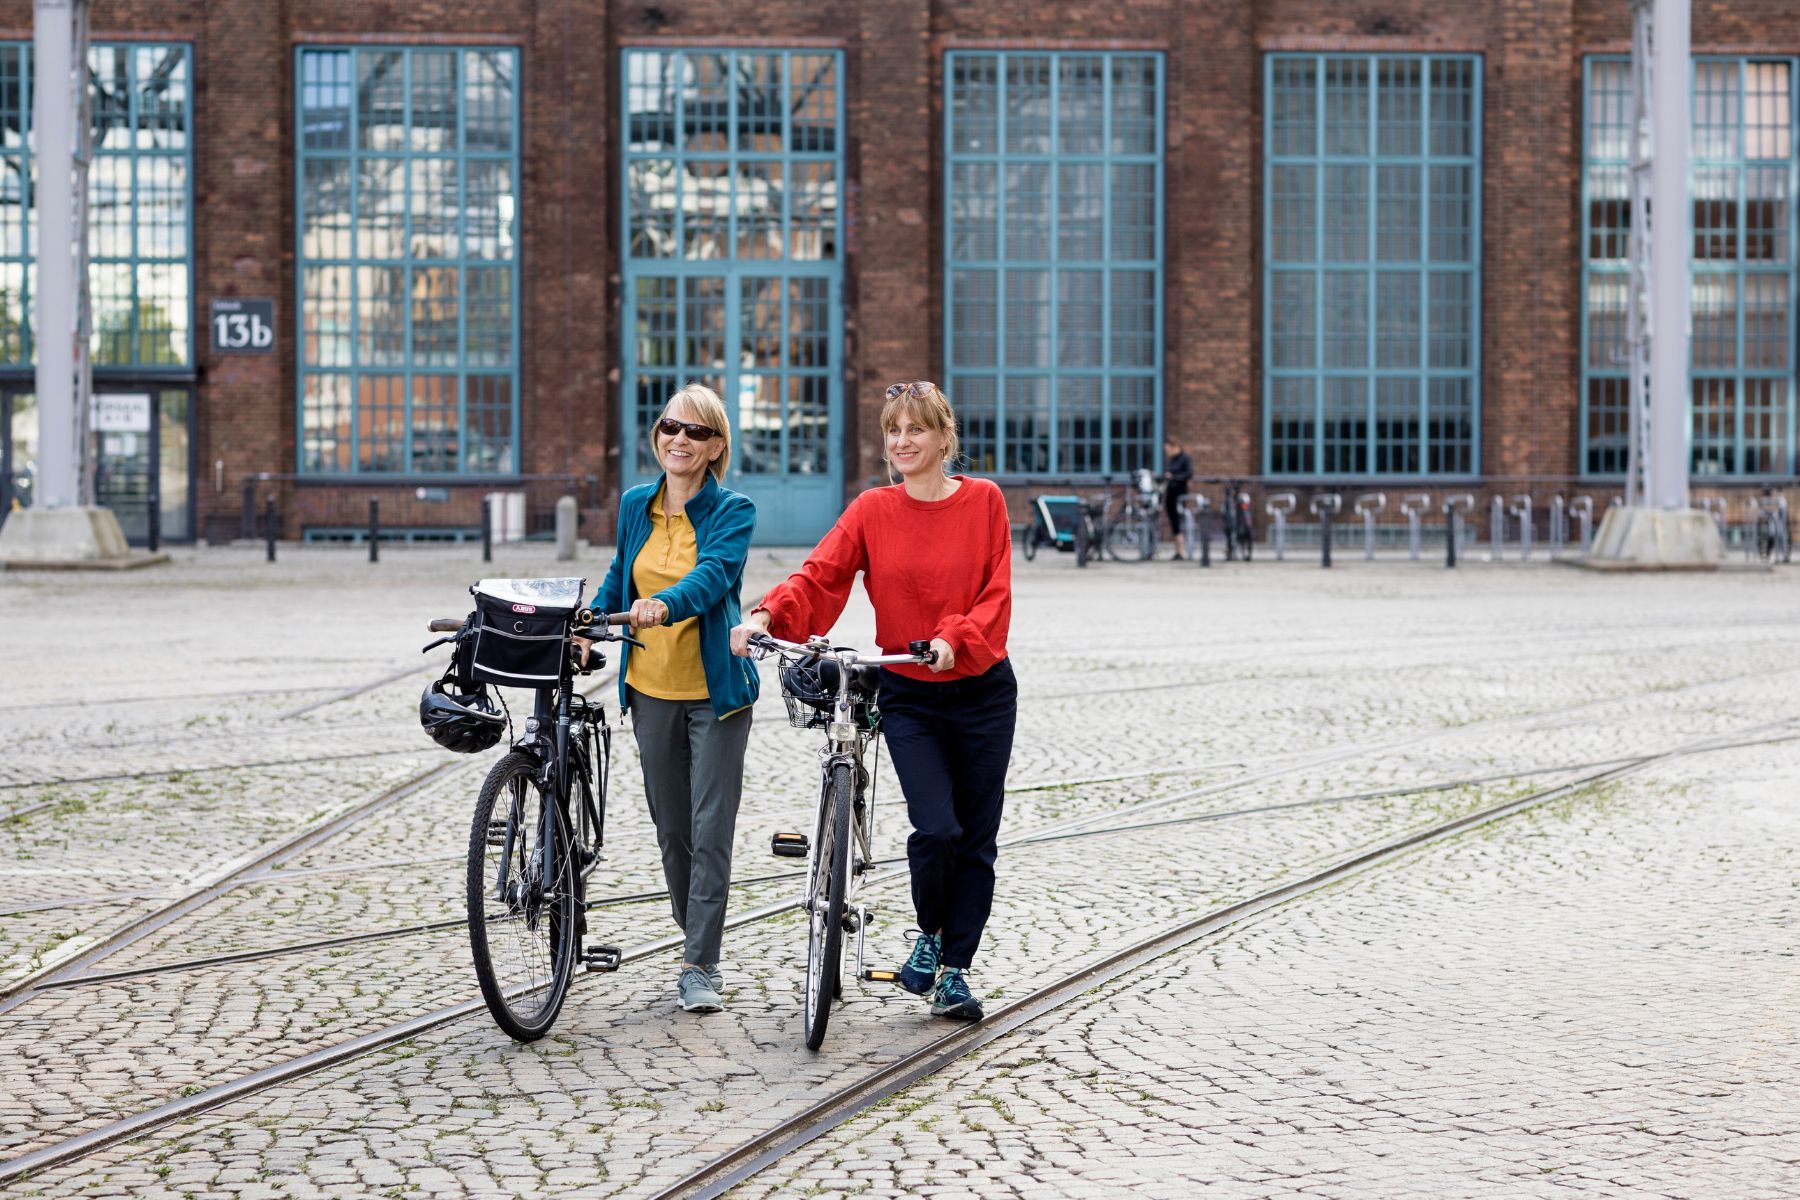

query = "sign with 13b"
(210, 298), (275, 353)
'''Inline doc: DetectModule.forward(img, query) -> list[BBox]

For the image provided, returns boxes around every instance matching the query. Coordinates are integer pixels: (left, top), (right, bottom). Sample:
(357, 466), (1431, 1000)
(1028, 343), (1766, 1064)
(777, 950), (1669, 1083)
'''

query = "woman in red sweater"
(731, 381), (1014, 1021)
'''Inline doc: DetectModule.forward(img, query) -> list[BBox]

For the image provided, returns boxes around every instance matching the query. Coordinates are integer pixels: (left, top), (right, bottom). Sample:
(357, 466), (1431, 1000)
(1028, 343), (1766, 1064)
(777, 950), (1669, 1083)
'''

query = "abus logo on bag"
(511, 603), (537, 614)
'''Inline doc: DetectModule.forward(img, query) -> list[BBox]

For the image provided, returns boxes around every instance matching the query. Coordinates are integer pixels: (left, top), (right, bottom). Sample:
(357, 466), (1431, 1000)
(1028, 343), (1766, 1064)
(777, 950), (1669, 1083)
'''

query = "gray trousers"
(628, 689), (753, 966)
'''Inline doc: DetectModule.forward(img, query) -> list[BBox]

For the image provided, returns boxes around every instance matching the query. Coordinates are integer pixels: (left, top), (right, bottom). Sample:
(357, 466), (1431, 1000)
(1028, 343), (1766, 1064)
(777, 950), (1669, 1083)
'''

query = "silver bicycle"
(746, 631), (936, 1050)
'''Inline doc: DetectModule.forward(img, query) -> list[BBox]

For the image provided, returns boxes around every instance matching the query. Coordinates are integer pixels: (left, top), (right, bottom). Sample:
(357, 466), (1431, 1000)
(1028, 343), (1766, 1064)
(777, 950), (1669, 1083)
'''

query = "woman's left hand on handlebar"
(628, 598), (668, 629)
(927, 637), (955, 673)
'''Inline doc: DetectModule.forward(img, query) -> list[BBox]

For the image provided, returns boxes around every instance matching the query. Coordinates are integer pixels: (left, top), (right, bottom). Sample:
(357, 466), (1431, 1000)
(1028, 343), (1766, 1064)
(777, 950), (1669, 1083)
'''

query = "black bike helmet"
(419, 676), (505, 753)
(781, 656), (880, 714)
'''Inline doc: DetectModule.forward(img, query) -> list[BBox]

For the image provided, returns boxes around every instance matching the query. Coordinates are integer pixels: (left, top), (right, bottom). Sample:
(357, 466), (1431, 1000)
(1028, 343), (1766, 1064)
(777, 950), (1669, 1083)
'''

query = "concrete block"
(0, 507), (168, 569)
(1583, 507), (1725, 571)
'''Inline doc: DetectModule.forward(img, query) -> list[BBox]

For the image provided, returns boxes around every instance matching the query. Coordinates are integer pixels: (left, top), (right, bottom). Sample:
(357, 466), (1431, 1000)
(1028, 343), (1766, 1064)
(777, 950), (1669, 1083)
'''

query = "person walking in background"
(732, 380), (1015, 1022)
(578, 383), (759, 1014)
(1163, 437), (1194, 560)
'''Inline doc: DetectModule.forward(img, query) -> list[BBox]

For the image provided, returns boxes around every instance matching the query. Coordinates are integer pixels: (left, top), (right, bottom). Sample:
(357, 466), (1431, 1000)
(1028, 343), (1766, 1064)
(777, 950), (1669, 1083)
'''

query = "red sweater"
(755, 477), (1012, 682)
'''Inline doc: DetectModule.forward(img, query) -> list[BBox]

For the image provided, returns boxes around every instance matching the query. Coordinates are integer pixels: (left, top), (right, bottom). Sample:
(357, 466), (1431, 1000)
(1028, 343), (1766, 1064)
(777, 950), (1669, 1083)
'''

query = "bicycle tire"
(802, 761), (852, 1051)
(1075, 520), (1091, 567)
(1105, 514), (1155, 562)
(468, 750), (579, 1042)
(1022, 529), (1038, 561)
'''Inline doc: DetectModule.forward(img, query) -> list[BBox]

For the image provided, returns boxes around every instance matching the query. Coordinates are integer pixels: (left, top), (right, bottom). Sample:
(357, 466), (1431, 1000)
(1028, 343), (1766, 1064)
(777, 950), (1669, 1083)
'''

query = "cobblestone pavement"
(0, 544), (1795, 1197)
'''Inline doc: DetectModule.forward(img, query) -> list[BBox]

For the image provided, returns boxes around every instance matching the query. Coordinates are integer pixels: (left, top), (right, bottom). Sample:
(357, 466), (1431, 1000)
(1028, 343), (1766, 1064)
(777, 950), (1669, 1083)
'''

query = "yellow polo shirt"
(625, 490), (709, 701)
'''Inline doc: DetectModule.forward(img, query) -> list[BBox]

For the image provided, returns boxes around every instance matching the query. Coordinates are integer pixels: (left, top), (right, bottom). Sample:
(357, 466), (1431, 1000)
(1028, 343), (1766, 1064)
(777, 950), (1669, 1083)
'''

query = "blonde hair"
(659, 383), (732, 481)
(879, 382), (960, 479)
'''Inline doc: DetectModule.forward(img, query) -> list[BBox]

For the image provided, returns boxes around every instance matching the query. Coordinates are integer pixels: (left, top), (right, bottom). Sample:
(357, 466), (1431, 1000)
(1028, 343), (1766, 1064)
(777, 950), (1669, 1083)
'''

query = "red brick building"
(0, 1), (1794, 545)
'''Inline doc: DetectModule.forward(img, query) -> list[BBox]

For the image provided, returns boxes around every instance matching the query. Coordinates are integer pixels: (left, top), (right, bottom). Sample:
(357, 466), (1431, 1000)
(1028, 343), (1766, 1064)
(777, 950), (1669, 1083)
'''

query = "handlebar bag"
(467, 577), (586, 687)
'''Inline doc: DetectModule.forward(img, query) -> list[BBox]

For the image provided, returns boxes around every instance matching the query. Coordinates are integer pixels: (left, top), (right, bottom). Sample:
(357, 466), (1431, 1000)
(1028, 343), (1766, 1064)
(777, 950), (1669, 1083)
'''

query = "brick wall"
(3, 1), (1795, 540)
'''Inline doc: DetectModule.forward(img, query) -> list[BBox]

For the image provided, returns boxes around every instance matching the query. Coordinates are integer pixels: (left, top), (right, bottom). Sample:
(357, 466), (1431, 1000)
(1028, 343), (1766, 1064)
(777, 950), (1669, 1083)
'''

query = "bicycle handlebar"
(747, 631), (937, 668)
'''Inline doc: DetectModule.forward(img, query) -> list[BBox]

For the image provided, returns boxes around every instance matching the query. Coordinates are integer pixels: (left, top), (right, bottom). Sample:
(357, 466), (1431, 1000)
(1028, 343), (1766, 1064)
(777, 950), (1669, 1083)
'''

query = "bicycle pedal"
(861, 968), (899, 984)
(770, 831), (809, 858)
(581, 944), (622, 973)
(485, 819), (508, 846)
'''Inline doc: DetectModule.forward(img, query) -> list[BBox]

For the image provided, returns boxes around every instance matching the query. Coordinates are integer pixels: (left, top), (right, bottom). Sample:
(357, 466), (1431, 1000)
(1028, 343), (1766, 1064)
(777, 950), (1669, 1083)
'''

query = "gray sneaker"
(678, 965), (723, 1013)
(701, 964), (724, 994)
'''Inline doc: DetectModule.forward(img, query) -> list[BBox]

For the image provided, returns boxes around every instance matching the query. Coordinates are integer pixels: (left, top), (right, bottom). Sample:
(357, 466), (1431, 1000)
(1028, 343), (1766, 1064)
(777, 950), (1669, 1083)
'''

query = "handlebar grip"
(427, 618), (463, 633)
(907, 639), (938, 664)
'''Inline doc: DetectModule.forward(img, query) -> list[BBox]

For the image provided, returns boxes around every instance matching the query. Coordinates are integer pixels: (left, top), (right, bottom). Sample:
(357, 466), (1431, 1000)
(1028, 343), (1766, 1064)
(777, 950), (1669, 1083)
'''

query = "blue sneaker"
(677, 966), (722, 1013)
(929, 968), (983, 1021)
(897, 930), (941, 996)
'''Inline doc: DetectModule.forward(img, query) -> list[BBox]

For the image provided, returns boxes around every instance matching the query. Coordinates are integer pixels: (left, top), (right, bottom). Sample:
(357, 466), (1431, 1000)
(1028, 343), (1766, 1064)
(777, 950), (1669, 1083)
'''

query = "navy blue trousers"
(877, 658), (1017, 969)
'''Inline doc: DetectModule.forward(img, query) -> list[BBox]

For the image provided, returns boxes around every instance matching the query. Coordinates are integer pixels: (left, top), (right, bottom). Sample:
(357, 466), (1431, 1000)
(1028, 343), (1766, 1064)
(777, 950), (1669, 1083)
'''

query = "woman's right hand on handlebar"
(730, 610), (772, 657)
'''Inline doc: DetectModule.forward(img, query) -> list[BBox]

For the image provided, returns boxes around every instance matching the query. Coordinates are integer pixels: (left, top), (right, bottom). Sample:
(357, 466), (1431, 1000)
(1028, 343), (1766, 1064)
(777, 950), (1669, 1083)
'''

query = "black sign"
(210, 298), (276, 354)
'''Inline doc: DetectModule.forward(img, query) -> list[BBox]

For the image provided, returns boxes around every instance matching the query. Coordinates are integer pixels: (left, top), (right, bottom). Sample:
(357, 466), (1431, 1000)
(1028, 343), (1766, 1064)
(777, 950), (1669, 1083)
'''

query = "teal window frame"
(943, 50), (1165, 477)
(294, 45), (522, 477)
(1262, 53), (1483, 478)
(0, 41), (195, 371)
(1580, 55), (1799, 478)
(618, 48), (846, 525)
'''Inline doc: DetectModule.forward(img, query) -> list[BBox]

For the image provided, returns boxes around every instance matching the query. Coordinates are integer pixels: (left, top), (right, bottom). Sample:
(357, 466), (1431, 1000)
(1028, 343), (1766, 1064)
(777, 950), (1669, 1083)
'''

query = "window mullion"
(995, 54), (1008, 475)
(1100, 53), (1113, 472)
(1047, 55), (1060, 474)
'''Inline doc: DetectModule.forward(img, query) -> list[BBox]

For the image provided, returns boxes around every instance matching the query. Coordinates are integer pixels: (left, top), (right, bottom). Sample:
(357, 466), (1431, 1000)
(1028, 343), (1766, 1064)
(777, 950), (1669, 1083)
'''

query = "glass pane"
(1108, 376), (1155, 474)
(1322, 376), (1367, 473)
(1270, 164), (1316, 263)
(89, 156), (133, 258)
(1375, 270), (1420, 368)
(303, 159), (352, 260)
(90, 262), (133, 364)
(157, 390), (190, 540)
(1376, 165), (1420, 261)
(736, 54), (782, 154)
(1377, 58), (1422, 156)
(1268, 377), (1314, 474)
(356, 159), (406, 259)
(137, 46), (188, 151)
(1057, 269), (1102, 367)
(682, 159), (730, 259)
(466, 375), (514, 473)
(1004, 163), (1050, 259)
(789, 55), (837, 154)
(466, 266), (513, 367)
(1742, 378), (1787, 473)
(1745, 166), (1790, 263)
(1005, 57), (1052, 155)
(1004, 270), (1050, 368)
(1110, 56), (1158, 155)
(1745, 62), (1792, 161)
(464, 158), (516, 261)
(1270, 57), (1316, 157)
(410, 266), (459, 366)
(1743, 273), (1789, 370)
(1693, 61), (1740, 161)
(953, 376), (998, 473)
(1057, 163), (1103, 259)
(1429, 59), (1475, 158)
(952, 56), (999, 154)
(736, 374), (782, 476)
(1323, 59), (1369, 156)
(301, 373), (352, 472)
(410, 50), (458, 154)
(1585, 272), (1628, 371)
(357, 51), (406, 152)
(409, 375), (458, 473)
(301, 50), (353, 151)
(951, 162), (998, 260)
(1693, 165), (1739, 261)
(735, 159), (783, 259)
(951, 269), (998, 368)
(355, 374), (404, 472)
(1004, 376), (1050, 472)
(626, 51), (676, 151)
(1269, 270), (1316, 369)
(1322, 270), (1367, 369)
(1057, 56), (1104, 155)
(788, 374), (830, 476)
(1054, 376), (1102, 473)
(1428, 271), (1473, 369)
(1689, 377), (1735, 475)
(464, 50), (515, 153)
(1323, 165), (1367, 260)
(1374, 376), (1420, 473)
(357, 265), (406, 366)
(1691, 273), (1738, 370)
(1429, 165), (1474, 262)
(740, 276), (783, 368)
(628, 158), (677, 258)
(1109, 162), (1156, 261)
(134, 262), (186, 366)
(788, 278), (830, 369)
(635, 276), (678, 368)
(788, 161), (836, 259)
(302, 266), (352, 366)
(1110, 269), (1155, 368)
(683, 53), (732, 153)
(409, 158), (459, 259)
(683, 276), (726, 371)
(1427, 378), (1474, 474)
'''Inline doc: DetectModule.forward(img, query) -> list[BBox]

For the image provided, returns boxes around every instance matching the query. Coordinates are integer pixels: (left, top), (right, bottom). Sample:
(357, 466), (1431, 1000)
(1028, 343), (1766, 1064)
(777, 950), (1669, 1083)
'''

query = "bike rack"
(1353, 492), (1387, 561)
(1571, 495), (1594, 556)
(1442, 493), (1474, 568)
(1309, 493), (1342, 568)
(1510, 494), (1533, 561)
(1548, 495), (1566, 557)
(1489, 495), (1506, 563)
(1400, 492), (1430, 561)
(1265, 492), (1296, 561)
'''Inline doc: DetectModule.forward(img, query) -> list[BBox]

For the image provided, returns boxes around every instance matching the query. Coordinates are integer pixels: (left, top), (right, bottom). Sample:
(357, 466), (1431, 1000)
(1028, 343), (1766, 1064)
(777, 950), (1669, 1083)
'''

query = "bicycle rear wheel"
(468, 750), (579, 1042)
(1106, 514), (1156, 561)
(803, 761), (852, 1051)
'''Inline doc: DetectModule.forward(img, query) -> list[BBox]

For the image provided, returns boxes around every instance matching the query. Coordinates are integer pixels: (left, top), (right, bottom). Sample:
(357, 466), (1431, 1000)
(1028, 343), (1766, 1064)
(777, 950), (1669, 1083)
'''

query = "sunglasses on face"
(657, 417), (721, 441)
(885, 380), (937, 401)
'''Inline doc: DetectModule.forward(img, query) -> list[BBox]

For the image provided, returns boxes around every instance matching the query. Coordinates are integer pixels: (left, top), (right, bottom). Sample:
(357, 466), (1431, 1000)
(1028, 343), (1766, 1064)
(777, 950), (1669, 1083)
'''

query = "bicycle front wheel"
(468, 750), (579, 1042)
(803, 761), (852, 1051)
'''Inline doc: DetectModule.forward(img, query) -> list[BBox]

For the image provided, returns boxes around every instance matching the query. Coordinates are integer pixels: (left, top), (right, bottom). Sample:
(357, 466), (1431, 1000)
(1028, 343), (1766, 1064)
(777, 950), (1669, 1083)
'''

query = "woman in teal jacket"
(576, 384), (758, 1013)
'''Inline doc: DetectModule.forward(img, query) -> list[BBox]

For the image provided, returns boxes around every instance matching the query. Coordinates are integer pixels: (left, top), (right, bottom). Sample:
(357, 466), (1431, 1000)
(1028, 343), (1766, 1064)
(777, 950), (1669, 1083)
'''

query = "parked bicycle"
(744, 629), (937, 1050)
(420, 578), (642, 1041)
(1104, 468), (1159, 562)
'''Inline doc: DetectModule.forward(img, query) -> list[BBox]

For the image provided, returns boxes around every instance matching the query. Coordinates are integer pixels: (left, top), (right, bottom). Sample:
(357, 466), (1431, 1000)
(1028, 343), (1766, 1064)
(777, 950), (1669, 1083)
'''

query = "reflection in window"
(297, 47), (520, 474)
(1581, 57), (1797, 476)
(946, 51), (1163, 475)
(1265, 54), (1480, 477)
(0, 42), (193, 368)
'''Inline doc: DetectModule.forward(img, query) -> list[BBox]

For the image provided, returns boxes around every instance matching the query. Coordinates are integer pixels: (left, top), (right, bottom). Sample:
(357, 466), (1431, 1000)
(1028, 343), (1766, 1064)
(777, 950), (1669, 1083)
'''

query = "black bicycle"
(424, 578), (641, 1041)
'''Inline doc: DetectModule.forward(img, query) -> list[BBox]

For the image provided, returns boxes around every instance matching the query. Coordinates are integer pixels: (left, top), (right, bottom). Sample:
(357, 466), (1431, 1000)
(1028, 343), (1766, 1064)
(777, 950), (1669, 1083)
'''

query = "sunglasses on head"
(657, 416), (721, 441)
(885, 380), (938, 401)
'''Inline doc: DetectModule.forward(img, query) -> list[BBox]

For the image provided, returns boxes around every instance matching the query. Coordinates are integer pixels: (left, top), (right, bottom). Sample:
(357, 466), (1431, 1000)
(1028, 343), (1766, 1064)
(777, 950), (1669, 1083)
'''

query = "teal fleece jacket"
(589, 473), (760, 720)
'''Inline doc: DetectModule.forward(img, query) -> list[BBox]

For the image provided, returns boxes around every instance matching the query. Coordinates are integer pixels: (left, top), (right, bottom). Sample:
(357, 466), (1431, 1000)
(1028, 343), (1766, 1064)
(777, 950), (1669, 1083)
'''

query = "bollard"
(1309, 495), (1341, 568)
(1266, 493), (1296, 562)
(1510, 495), (1533, 561)
(147, 491), (160, 554)
(264, 495), (277, 563)
(1354, 493), (1387, 561)
(369, 498), (380, 563)
(241, 479), (255, 541)
(1549, 496), (1566, 557)
(1489, 495), (1505, 563)
(1400, 493), (1430, 561)
(1571, 495), (1594, 555)
(481, 496), (494, 563)
(555, 495), (578, 562)
(1442, 493), (1474, 569)
(1180, 495), (1207, 567)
